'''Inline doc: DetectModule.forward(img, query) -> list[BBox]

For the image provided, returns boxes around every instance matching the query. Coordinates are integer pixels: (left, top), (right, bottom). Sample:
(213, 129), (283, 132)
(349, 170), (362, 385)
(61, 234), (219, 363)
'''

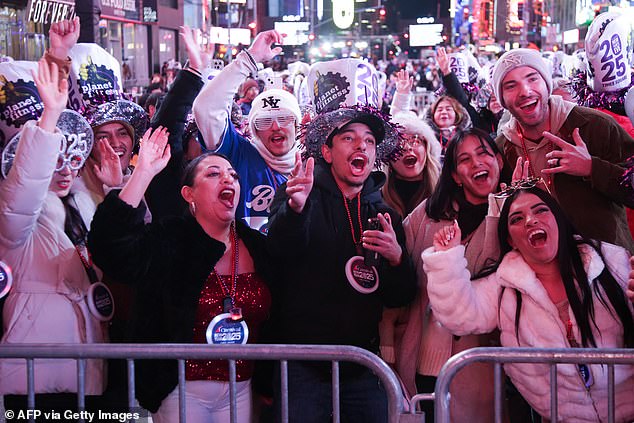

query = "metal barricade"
(411, 92), (436, 116)
(429, 347), (634, 423)
(0, 343), (418, 423)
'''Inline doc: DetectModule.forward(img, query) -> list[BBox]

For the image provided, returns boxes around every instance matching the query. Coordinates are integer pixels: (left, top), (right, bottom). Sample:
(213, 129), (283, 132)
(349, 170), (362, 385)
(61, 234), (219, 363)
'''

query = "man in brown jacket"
(491, 48), (634, 252)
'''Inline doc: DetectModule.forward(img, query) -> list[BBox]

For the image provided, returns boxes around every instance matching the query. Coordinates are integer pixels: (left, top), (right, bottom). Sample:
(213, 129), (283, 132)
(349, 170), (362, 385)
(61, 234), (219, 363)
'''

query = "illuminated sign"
(101, 0), (141, 21)
(207, 27), (251, 45)
(417, 17), (435, 24)
(26, 0), (75, 25)
(409, 24), (444, 46)
(563, 28), (579, 44)
(274, 21), (311, 45)
(333, 0), (355, 29)
(506, 0), (523, 35)
(575, 0), (594, 26)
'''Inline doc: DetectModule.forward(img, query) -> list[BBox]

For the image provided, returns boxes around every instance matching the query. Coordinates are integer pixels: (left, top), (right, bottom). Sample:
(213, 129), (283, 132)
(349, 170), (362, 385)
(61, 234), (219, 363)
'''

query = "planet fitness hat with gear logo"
(0, 60), (43, 148)
(307, 58), (381, 114)
(585, 12), (633, 93)
(2, 109), (94, 178)
(67, 43), (123, 112)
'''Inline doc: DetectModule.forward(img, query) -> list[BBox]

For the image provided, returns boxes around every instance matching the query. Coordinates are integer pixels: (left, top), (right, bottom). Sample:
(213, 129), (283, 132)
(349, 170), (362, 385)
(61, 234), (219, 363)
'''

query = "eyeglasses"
(493, 177), (551, 199)
(56, 153), (85, 172)
(253, 112), (296, 131)
(403, 134), (423, 148)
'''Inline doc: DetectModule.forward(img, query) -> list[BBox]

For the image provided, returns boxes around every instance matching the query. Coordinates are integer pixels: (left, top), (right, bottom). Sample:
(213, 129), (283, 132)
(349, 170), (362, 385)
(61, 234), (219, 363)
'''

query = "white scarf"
(250, 134), (298, 175)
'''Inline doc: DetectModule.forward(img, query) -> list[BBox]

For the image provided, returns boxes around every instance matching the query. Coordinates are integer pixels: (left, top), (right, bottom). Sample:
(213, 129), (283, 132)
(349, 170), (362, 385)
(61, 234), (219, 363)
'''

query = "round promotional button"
(345, 256), (379, 294)
(0, 260), (12, 299)
(206, 312), (249, 345)
(86, 282), (115, 321)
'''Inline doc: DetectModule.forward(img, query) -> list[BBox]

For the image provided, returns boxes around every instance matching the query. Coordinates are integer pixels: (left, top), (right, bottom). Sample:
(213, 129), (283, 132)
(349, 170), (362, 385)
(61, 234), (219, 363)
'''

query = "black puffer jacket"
(88, 192), (277, 412)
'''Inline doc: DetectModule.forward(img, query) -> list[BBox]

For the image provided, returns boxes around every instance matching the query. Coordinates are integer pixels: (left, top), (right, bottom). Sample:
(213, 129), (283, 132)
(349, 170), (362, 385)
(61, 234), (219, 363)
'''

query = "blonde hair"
(381, 113), (441, 217)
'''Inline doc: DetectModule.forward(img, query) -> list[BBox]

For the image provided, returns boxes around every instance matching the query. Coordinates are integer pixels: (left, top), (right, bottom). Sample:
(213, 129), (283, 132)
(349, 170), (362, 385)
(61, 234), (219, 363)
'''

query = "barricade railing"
(411, 92), (436, 115)
(0, 343), (418, 423)
(425, 347), (634, 423)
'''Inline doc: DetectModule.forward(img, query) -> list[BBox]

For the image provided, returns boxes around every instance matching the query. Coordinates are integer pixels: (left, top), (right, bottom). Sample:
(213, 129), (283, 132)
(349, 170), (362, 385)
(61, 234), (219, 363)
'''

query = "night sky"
(394, 0), (451, 18)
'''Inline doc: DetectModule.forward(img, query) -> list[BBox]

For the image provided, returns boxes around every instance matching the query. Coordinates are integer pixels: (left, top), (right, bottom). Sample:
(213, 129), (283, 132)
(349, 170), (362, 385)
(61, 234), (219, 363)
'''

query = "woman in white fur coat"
(0, 54), (107, 410)
(423, 185), (634, 423)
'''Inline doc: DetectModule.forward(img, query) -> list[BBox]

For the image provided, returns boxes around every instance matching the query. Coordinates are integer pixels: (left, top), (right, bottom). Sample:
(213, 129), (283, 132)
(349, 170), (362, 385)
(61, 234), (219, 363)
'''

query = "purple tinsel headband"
(299, 104), (403, 165)
(569, 70), (634, 116)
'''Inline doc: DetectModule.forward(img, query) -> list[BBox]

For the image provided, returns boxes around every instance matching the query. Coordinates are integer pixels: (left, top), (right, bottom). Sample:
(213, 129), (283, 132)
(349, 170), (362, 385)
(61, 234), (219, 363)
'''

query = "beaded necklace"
(75, 245), (99, 283)
(336, 182), (363, 249)
(206, 222), (239, 312)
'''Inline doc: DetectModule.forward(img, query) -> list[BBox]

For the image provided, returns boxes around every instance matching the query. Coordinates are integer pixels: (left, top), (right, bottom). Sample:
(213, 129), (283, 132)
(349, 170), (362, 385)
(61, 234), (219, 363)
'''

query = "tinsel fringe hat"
(300, 104), (403, 165)
(302, 58), (402, 164)
(88, 100), (148, 148)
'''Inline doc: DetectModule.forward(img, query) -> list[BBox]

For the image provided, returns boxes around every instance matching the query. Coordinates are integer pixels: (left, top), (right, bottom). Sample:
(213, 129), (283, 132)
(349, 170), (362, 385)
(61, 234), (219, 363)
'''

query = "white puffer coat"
(0, 120), (106, 395)
(422, 242), (634, 423)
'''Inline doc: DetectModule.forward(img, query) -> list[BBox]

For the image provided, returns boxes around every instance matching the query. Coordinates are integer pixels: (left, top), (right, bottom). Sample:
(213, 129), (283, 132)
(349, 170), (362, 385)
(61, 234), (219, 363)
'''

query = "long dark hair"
(496, 187), (634, 348)
(62, 194), (88, 246)
(426, 128), (511, 221)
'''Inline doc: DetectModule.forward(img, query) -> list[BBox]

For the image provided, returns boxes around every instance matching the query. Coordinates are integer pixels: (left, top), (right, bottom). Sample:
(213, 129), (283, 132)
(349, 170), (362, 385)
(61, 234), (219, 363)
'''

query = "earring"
(190, 201), (196, 215)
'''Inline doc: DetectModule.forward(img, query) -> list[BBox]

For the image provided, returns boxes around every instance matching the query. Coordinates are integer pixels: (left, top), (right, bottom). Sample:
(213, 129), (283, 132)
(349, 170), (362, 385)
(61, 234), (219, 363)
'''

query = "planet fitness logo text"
(0, 78), (43, 131)
(77, 56), (120, 105)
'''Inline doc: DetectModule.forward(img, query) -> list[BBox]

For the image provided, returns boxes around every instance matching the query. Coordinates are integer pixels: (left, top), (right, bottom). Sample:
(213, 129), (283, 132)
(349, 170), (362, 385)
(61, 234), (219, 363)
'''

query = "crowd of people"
(0, 11), (634, 423)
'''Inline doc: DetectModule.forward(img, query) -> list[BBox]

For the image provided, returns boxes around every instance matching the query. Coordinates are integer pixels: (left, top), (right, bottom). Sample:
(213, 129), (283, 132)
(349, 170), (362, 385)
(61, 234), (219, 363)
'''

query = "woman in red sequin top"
(88, 129), (275, 423)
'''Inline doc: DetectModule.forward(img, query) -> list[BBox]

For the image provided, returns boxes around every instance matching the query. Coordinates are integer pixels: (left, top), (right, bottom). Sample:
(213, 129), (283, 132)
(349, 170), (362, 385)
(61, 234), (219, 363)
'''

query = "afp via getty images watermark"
(4, 408), (151, 422)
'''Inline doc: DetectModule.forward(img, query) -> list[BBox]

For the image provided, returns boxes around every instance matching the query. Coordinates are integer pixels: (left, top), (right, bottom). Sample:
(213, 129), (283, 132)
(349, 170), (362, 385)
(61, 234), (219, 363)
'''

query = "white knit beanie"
(247, 89), (301, 175)
(491, 49), (553, 108)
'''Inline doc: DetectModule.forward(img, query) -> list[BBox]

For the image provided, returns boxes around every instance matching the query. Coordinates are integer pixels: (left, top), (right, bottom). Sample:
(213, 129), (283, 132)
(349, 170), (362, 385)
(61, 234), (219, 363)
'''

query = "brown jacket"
(496, 102), (634, 253)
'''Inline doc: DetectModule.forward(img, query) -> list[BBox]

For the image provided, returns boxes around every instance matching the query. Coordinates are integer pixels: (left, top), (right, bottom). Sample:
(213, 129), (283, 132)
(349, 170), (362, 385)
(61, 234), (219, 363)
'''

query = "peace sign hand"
(286, 151), (314, 214)
(542, 128), (592, 177)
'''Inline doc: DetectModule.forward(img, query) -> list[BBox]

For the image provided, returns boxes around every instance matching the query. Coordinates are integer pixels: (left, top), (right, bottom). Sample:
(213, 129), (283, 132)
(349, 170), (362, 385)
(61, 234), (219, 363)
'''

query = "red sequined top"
(186, 272), (271, 381)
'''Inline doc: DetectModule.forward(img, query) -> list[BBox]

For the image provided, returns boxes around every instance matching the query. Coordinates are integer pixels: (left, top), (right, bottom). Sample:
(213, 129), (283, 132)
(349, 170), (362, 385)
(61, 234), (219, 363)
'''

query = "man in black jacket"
(267, 106), (416, 423)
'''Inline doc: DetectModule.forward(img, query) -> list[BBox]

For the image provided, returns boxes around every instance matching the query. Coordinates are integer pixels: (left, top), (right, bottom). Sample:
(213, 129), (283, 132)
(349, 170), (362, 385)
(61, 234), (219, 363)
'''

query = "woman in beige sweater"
(380, 128), (510, 422)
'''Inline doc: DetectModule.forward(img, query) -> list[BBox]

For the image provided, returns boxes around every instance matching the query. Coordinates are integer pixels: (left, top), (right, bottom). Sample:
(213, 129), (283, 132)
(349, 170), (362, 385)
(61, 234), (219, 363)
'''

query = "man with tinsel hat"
(491, 44), (634, 252)
(192, 29), (301, 234)
(265, 72), (416, 420)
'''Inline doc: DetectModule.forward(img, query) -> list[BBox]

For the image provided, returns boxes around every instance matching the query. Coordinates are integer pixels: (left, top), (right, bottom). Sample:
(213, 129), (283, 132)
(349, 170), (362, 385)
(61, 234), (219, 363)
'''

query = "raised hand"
(247, 30), (284, 63)
(49, 17), (80, 60)
(395, 69), (413, 95)
(362, 213), (403, 266)
(286, 150), (314, 214)
(510, 156), (530, 185)
(93, 139), (124, 188)
(32, 58), (67, 131)
(437, 47), (450, 76)
(135, 126), (171, 178)
(432, 220), (461, 252)
(542, 128), (592, 177)
(180, 25), (213, 72)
